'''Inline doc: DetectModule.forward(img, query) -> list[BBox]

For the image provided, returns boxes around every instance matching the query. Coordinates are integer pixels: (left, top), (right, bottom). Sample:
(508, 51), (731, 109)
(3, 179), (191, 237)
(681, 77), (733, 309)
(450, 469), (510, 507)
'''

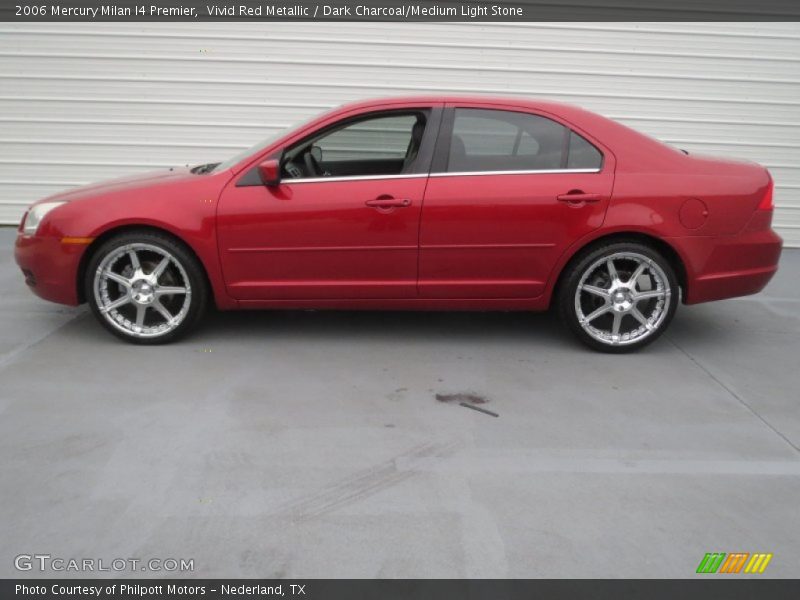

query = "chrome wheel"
(574, 251), (672, 347)
(93, 242), (192, 339)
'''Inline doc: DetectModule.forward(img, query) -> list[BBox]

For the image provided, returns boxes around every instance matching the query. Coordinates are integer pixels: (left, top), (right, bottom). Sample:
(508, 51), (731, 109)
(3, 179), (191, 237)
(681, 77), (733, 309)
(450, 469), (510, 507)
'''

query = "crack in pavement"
(0, 310), (87, 373)
(667, 335), (800, 455)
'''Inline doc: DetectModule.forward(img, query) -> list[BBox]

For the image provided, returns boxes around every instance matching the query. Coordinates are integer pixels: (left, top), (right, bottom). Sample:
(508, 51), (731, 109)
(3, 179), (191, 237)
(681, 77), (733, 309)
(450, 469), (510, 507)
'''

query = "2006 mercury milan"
(15, 96), (782, 351)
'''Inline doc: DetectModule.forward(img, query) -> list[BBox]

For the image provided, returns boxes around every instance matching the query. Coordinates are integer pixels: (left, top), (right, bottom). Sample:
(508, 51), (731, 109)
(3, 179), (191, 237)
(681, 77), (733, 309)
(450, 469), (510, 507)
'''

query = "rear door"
(419, 104), (615, 299)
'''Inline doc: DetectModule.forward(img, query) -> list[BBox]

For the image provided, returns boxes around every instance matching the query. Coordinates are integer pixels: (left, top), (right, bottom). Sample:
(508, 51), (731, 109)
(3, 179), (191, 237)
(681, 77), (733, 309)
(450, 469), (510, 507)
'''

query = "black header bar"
(4, 579), (800, 600)
(3, 0), (800, 21)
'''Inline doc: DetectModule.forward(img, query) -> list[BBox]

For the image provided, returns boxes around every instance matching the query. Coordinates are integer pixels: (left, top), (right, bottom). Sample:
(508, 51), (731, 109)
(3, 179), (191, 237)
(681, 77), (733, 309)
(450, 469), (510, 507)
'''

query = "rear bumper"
(670, 213), (783, 305)
(688, 264), (778, 305)
(14, 233), (85, 306)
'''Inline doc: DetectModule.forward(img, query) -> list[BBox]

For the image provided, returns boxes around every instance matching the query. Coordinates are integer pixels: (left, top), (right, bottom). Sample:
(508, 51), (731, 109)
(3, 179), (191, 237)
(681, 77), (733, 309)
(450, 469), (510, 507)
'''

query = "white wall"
(1, 22), (798, 245)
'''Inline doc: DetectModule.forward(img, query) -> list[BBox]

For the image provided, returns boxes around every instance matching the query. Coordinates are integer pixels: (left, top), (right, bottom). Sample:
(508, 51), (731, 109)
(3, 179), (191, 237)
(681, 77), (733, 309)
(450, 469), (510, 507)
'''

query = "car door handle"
(365, 198), (412, 209)
(557, 192), (603, 204)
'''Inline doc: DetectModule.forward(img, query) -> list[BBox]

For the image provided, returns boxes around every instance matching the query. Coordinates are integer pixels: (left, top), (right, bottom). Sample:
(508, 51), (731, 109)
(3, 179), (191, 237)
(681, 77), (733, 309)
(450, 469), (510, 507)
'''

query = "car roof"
(343, 94), (586, 114)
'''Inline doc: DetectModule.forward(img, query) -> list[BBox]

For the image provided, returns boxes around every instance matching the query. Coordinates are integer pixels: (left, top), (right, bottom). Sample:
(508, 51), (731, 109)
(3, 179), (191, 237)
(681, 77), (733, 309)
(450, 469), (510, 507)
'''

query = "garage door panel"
(0, 23), (797, 247)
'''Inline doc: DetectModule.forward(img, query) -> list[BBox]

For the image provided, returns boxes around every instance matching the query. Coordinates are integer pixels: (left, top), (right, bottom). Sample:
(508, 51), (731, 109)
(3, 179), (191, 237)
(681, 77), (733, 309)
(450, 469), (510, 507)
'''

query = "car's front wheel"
(85, 231), (208, 344)
(558, 241), (678, 352)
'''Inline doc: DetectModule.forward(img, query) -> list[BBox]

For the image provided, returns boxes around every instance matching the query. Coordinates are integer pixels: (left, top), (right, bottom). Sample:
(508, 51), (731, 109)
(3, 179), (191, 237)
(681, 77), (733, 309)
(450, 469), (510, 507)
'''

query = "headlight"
(22, 201), (65, 235)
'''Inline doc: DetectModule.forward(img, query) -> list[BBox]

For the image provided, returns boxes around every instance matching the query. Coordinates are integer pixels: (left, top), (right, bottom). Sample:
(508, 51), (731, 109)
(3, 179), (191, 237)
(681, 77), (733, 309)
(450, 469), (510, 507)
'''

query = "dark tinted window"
(567, 131), (603, 169)
(445, 108), (603, 173)
(282, 111), (428, 179)
(447, 109), (566, 172)
(316, 114), (418, 162)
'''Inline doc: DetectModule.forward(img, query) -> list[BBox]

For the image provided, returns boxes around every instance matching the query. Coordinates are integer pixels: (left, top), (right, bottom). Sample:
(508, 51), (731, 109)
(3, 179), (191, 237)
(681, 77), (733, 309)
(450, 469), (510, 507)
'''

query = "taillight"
(757, 179), (774, 211)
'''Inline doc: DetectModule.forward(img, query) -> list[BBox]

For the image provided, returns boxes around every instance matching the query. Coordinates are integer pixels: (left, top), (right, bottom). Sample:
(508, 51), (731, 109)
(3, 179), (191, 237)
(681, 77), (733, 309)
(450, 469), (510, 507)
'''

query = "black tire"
(557, 241), (679, 353)
(85, 230), (208, 344)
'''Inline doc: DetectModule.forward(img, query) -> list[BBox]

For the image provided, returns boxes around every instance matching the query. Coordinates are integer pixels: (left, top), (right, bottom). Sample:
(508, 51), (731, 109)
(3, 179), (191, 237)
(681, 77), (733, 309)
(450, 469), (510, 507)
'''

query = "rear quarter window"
(567, 131), (603, 169)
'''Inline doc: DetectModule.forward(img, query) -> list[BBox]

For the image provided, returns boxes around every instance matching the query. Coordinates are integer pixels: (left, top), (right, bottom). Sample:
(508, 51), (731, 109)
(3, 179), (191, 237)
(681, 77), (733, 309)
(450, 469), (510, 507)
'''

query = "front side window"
(446, 108), (602, 173)
(282, 111), (429, 179)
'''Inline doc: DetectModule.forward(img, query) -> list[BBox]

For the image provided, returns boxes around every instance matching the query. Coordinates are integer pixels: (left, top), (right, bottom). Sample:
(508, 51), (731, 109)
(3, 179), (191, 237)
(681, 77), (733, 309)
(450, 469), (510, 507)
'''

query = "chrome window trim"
(281, 168), (600, 185)
(430, 168), (601, 178)
(282, 173), (427, 184)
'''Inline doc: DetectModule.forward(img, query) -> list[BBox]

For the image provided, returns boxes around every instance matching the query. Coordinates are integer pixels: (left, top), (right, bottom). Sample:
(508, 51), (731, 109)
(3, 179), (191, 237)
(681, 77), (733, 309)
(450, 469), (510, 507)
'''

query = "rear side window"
(446, 108), (602, 173)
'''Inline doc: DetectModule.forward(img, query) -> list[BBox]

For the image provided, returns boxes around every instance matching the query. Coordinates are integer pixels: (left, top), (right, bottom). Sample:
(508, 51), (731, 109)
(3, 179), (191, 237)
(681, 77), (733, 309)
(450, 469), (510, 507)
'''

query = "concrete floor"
(1, 226), (799, 579)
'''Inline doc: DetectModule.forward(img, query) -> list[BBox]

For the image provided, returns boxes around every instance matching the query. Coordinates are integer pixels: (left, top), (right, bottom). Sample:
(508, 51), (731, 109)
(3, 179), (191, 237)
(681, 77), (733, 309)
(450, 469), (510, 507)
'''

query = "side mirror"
(258, 159), (281, 186)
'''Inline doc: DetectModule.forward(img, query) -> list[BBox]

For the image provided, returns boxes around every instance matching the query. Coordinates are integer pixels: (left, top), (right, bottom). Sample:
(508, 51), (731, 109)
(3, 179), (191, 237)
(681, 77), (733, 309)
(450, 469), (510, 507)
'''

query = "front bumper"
(14, 233), (87, 306)
(671, 213), (783, 305)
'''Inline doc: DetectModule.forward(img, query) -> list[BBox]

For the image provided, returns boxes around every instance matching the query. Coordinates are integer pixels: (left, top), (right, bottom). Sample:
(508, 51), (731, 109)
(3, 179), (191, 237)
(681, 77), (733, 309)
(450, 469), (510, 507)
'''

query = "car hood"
(39, 167), (200, 205)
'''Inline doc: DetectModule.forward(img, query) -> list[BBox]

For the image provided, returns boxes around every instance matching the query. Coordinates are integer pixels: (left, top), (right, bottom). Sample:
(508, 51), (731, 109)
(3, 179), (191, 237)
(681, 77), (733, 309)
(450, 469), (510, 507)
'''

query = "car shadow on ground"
(198, 308), (570, 347)
(53, 301), (747, 354)
(196, 305), (751, 351)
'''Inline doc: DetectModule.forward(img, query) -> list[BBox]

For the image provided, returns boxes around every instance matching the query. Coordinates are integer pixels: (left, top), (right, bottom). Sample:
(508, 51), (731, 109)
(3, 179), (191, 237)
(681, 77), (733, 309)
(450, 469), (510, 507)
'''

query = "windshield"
(211, 112), (328, 173)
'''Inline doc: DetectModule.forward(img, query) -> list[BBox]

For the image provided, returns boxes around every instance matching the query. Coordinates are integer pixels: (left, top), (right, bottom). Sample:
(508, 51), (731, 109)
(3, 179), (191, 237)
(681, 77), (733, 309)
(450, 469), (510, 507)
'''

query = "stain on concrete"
(386, 387), (408, 401)
(435, 392), (488, 405)
(277, 441), (458, 523)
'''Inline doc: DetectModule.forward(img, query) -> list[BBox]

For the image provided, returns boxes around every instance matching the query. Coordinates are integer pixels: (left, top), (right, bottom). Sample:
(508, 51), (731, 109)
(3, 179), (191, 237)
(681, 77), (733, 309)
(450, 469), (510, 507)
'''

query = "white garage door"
(1, 22), (798, 246)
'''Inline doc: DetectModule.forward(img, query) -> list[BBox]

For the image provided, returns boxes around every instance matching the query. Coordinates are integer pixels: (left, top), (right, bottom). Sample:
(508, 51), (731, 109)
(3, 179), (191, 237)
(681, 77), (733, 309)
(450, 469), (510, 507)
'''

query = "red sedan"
(15, 96), (782, 351)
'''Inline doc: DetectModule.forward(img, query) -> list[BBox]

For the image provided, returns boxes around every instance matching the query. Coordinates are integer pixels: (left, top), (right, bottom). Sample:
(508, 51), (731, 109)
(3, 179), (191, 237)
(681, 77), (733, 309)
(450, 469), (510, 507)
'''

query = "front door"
(419, 105), (615, 299)
(217, 108), (439, 300)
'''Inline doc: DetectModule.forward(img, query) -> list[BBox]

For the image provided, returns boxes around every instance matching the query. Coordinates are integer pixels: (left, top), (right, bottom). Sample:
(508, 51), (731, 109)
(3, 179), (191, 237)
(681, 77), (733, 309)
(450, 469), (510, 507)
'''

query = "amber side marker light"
(61, 237), (95, 245)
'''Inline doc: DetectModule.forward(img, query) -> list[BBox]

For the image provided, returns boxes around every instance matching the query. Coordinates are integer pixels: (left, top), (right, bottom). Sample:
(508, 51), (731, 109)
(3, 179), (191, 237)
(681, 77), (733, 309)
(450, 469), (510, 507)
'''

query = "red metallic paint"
(16, 167), (237, 309)
(14, 96), (782, 315)
(419, 170), (613, 299)
(217, 175), (427, 300)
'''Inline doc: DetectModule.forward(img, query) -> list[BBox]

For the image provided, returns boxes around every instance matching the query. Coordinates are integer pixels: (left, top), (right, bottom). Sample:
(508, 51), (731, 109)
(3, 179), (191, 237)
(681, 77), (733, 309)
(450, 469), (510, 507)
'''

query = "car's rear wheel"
(85, 231), (208, 344)
(558, 241), (678, 352)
